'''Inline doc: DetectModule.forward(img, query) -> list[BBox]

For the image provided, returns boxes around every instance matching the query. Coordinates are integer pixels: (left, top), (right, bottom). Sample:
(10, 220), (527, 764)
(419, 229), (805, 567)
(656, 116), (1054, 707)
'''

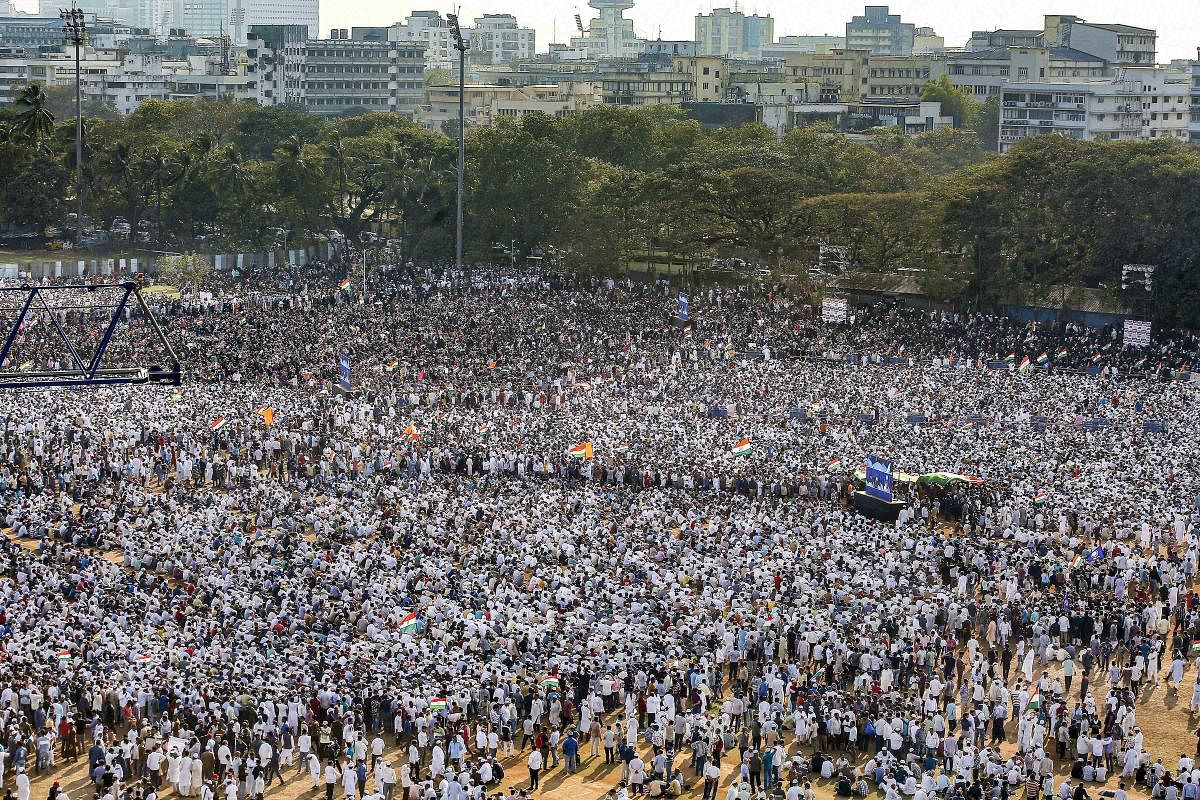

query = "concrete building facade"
(694, 8), (773, 58)
(845, 6), (914, 56)
(302, 35), (425, 118)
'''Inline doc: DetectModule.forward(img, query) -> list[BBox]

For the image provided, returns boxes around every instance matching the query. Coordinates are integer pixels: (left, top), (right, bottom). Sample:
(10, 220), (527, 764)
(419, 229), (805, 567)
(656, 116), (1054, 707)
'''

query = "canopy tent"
(851, 469), (983, 486)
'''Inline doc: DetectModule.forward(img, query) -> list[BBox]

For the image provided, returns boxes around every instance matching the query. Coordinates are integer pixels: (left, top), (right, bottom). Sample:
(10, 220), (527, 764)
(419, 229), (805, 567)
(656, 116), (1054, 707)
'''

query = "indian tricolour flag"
(1036, 352), (1049, 365)
(568, 442), (593, 460)
(1033, 491), (1047, 504)
(1056, 348), (1069, 361)
(826, 457), (842, 471)
(55, 650), (73, 663)
(136, 654), (154, 663)
(1028, 689), (1041, 710)
(338, 277), (351, 291)
(541, 676), (560, 692)
(429, 697), (448, 712)
(211, 416), (228, 432)
(1070, 554), (1083, 568)
(398, 612), (419, 635)
(1018, 356), (1031, 372)
(1190, 639), (1200, 654)
(730, 438), (752, 457)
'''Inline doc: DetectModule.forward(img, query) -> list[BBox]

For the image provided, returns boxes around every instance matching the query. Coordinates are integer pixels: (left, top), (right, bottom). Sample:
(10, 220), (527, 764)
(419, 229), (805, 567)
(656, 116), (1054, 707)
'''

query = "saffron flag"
(568, 442), (593, 460)
(730, 438), (751, 457)
(402, 424), (420, 442)
(255, 406), (275, 426)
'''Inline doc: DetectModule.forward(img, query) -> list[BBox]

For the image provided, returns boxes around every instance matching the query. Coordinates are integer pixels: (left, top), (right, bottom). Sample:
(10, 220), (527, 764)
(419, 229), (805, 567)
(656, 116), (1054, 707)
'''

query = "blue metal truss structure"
(0, 281), (180, 389)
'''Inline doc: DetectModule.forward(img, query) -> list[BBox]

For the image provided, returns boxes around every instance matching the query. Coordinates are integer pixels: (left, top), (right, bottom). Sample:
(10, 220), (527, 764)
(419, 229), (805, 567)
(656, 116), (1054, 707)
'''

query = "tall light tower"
(447, 13), (467, 271)
(60, 6), (86, 248)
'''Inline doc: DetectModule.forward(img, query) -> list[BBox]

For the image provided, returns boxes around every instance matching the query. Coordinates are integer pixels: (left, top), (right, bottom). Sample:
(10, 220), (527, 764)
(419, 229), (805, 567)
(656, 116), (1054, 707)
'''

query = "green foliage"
(970, 94), (1000, 152)
(2, 97), (1200, 325)
(157, 251), (212, 286)
(920, 75), (980, 129)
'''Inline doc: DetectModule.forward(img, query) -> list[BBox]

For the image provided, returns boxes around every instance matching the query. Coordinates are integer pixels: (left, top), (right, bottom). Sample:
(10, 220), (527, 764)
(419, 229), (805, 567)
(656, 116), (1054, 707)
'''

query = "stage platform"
(850, 490), (907, 522)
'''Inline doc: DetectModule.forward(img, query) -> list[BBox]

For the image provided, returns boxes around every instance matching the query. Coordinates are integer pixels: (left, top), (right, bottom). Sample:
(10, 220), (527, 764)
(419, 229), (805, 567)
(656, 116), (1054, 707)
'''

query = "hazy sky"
(318, 0), (1198, 63)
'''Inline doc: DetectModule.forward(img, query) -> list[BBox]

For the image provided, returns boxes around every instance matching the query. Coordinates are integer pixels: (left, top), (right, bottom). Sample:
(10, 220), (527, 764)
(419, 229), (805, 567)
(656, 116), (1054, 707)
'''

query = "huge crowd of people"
(0, 263), (1198, 800)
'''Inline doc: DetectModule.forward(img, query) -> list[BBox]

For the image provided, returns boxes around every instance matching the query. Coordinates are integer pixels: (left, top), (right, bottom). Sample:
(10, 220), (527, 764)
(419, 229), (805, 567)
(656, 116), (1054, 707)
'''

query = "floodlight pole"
(448, 13), (467, 272)
(61, 6), (86, 248)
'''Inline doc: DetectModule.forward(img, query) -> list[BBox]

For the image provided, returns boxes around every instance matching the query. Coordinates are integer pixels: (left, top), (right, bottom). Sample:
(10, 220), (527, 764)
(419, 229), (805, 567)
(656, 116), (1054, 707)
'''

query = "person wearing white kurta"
(167, 752), (182, 791)
(178, 755), (194, 797)
(308, 754), (322, 787)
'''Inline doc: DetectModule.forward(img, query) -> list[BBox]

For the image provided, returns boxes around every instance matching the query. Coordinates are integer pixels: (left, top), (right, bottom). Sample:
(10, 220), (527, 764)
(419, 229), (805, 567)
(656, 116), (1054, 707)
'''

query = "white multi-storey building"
(999, 80), (1142, 152)
(1191, 60), (1200, 144)
(998, 72), (1194, 153)
(0, 44), (29, 102)
(468, 14), (534, 66)
(386, 10), (533, 70)
(694, 7), (773, 58)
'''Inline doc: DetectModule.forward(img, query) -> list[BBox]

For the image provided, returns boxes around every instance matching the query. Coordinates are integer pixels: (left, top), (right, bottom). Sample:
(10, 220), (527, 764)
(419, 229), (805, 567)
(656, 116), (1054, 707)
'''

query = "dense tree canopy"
(2, 96), (1200, 323)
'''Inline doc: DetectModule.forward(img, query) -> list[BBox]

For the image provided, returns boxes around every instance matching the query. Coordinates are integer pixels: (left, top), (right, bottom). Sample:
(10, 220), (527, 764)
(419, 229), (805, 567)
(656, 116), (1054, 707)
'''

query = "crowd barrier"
(0, 242), (338, 281)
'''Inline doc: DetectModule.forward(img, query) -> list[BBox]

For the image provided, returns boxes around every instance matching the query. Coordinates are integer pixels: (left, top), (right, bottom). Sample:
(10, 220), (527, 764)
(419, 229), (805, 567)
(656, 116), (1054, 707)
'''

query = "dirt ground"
(3, 521), (1195, 800)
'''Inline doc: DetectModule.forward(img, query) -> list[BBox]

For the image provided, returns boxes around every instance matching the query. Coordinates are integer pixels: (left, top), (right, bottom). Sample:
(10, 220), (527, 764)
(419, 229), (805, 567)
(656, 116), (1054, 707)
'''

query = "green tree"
(970, 94), (1000, 152)
(920, 75), (980, 128)
(157, 251), (213, 287)
(3, 151), (69, 231)
(13, 84), (55, 144)
(466, 120), (585, 257)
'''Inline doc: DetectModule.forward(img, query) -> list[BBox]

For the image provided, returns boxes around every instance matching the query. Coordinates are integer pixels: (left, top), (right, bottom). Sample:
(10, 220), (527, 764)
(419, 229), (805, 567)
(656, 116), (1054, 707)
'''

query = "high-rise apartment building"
(694, 8), (773, 58)
(845, 6), (914, 56)
(468, 14), (534, 66)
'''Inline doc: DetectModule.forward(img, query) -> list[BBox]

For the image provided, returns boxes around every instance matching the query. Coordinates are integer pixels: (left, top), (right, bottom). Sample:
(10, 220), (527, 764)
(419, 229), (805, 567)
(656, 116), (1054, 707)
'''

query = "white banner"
(1123, 319), (1151, 348)
(822, 297), (849, 323)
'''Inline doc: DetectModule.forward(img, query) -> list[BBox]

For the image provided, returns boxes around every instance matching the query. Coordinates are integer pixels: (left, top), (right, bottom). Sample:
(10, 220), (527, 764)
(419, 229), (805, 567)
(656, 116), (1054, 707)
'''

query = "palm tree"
(214, 144), (252, 197)
(273, 134), (323, 231)
(13, 84), (55, 144)
(141, 146), (177, 244)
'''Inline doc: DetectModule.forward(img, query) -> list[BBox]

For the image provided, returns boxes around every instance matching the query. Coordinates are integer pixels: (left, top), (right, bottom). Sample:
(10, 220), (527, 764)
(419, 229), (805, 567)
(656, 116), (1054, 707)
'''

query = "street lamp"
(447, 12), (467, 272)
(60, 6), (86, 249)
